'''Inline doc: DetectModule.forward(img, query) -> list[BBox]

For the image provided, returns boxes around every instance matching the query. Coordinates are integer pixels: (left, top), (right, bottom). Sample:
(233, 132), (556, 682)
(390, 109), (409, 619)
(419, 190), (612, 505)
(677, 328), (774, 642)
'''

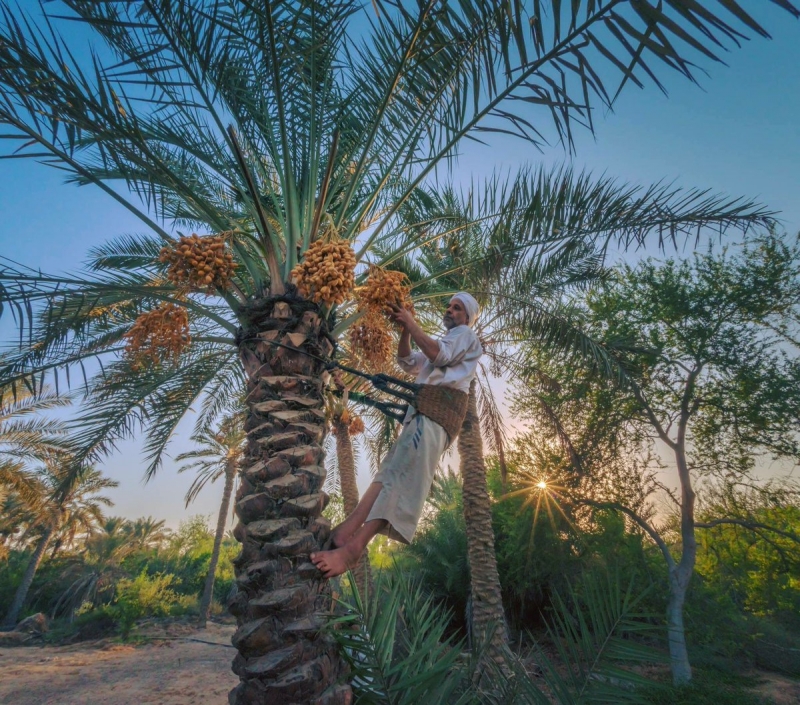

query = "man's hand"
(387, 303), (415, 330)
(388, 304), (441, 362)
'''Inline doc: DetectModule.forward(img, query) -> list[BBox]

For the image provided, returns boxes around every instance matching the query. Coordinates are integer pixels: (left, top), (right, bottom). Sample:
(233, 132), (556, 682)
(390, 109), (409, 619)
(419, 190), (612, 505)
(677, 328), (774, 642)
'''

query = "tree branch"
(574, 497), (676, 571)
(695, 518), (800, 544)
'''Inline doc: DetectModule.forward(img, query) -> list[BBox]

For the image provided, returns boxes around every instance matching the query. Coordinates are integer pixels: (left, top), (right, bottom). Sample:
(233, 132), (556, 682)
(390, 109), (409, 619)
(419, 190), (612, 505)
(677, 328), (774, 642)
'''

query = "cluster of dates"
(290, 236), (357, 306)
(347, 265), (414, 370)
(159, 233), (236, 292)
(124, 303), (189, 368)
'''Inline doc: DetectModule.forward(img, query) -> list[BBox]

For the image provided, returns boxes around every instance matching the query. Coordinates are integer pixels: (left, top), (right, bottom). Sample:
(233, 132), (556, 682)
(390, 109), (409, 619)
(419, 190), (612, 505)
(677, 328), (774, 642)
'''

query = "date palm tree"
(0, 2), (796, 702)
(2, 461), (116, 628)
(0, 390), (69, 499)
(0, 389), (69, 563)
(176, 412), (246, 625)
(327, 390), (371, 596)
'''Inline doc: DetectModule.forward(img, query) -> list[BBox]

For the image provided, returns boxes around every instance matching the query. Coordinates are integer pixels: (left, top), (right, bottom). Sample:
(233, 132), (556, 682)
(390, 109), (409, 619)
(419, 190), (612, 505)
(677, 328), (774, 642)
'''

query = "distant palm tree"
(2, 462), (116, 628)
(177, 413), (245, 625)
(326, 386), (370, 596)
(53, 516), (146, 618)
(0, 390), (69, 503)
(128, 516), (172, 551)
(0, 2), (795, 700)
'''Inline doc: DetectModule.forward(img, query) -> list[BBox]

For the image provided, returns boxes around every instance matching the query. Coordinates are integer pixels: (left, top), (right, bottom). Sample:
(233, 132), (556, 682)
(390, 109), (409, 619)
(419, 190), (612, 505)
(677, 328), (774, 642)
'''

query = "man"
(311, 292), (482, 578)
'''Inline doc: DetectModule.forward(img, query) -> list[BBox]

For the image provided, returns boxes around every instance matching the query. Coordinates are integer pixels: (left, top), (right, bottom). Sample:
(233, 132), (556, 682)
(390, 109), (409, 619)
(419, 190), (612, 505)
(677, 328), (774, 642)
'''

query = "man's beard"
(443, 314), (455, 329)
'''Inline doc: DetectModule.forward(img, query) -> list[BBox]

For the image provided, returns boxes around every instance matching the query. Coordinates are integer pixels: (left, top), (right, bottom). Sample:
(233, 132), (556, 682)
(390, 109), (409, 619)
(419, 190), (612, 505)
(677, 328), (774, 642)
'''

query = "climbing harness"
(242, 333), (469, 442)
(334, 363), (469, 443)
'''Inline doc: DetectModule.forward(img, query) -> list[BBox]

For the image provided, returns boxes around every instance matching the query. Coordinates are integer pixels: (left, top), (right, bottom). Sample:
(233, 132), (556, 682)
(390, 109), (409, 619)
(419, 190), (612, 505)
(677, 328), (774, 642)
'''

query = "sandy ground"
(0, 621), (238, 705)
(1, 622), (798, 705)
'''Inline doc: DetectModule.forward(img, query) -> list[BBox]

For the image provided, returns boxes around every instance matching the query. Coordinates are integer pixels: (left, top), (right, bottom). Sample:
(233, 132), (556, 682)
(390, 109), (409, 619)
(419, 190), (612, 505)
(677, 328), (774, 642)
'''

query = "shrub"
(112, 571), (178, 638)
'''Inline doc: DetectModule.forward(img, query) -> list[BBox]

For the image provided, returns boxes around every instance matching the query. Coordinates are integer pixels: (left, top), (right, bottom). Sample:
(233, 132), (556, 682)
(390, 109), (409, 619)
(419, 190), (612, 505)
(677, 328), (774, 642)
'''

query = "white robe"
(366, 325), (482, 543)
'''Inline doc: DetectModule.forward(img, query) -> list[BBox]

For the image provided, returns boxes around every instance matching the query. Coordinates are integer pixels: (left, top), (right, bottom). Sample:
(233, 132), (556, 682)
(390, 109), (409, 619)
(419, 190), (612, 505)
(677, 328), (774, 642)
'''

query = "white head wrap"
(451, 292), (480, 327)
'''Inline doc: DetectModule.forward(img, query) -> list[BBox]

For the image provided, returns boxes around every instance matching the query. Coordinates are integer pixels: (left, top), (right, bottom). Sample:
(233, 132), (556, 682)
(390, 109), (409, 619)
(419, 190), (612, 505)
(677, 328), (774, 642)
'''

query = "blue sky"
(0, 4), (798, 527)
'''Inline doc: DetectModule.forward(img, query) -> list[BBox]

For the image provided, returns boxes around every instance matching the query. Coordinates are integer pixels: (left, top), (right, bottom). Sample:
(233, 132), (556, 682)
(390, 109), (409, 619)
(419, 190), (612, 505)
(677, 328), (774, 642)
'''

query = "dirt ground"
(2, 623), (799, 705)
(752, 672), (800, 705)
(0, 621), (238, 705)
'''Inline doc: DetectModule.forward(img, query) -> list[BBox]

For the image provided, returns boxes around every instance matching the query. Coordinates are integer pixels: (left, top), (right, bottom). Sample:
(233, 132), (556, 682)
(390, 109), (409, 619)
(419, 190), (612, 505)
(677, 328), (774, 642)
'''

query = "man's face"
(443, 298), (469, 329)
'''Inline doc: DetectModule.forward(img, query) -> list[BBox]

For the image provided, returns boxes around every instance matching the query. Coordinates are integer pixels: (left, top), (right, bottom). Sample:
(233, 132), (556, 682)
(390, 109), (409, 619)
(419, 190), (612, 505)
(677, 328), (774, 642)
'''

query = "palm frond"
(327, 570), (469, 705)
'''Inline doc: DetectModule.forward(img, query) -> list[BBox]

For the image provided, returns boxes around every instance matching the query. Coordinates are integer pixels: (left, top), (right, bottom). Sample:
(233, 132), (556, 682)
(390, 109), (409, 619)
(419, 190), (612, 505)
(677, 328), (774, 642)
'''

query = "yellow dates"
(357, 265), (414, 315)
(348, 308), (394, 372)
(124, 303), (190, 369)
(291, 236), (357, 306)
(159, 233), (236, 293)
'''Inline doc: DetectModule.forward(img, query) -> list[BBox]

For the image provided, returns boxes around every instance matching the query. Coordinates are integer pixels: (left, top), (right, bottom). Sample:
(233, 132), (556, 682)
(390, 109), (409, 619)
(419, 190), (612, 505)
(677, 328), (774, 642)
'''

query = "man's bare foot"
(310, 543), (360, 579)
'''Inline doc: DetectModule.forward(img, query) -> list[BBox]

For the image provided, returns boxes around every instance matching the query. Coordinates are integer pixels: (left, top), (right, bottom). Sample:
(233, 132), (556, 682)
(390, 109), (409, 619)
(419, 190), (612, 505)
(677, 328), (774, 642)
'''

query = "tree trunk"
(667, 570), (692, 685)
(229, 298), (350, 705)
(198, 458), (237, 627)
(3, 526), (53, 628)
(458, 381), (508, 657)
(333, 420), (369, 599)
(668, 441), (697, 685)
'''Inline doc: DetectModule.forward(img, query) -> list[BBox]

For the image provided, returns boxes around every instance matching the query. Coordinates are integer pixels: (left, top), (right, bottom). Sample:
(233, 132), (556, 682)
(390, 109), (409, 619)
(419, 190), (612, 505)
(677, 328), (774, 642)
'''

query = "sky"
(0, 3), (799, 529)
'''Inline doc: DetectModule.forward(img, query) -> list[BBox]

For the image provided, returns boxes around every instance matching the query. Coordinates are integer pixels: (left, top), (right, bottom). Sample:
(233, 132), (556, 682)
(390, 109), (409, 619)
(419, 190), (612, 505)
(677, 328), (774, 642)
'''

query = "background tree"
(558, 232), (800, 684)
(2, 462), (116, 627)
(394, 171), (680, 656)
(0, 390), (68, 498)
(325, 384), (370, 597)
(176, 412), (245, 625)
(1, 2), (798, 702)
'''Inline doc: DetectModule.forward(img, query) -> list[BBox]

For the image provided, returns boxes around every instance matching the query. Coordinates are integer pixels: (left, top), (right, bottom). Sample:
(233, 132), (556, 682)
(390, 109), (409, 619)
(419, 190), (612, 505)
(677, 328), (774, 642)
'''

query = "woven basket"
(414, 384), (469, 443)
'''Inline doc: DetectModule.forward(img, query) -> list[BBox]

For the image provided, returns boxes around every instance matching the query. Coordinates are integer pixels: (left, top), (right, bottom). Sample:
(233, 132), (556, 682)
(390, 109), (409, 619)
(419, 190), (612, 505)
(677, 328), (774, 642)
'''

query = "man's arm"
(388, 305), (440, 362)
(397, 328), (413, 358)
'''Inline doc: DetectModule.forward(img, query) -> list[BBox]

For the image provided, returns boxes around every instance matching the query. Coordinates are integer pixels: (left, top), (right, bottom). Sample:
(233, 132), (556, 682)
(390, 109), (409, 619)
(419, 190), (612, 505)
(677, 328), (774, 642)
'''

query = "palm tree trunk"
(458, 381), (509, 657)
(333, 419), (369, 599)
(229, 297), (350, 705)
(3, 526), (53, 628)
(198, 458), (237, 627)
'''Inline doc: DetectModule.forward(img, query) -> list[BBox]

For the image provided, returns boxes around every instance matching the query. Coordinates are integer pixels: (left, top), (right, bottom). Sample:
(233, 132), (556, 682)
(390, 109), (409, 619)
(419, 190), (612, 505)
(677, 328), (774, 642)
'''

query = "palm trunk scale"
(228, 296), (351, 705)
(458, 381), (509, 658)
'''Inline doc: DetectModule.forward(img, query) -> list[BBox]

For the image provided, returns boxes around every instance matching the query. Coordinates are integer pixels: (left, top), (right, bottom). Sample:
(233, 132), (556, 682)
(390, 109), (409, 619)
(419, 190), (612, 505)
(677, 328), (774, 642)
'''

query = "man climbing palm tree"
(312, 293), (481, 578)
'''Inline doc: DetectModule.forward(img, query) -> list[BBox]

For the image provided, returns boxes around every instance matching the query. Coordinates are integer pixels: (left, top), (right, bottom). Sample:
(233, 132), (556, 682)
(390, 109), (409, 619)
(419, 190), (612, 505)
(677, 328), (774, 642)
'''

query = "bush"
(111, 571), (178, 638)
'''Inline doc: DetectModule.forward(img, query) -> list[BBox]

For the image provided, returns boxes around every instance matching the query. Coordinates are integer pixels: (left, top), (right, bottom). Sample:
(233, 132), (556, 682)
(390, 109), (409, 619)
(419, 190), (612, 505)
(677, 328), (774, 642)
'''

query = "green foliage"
(127, 516), (237, 603)
(0, 513), (235, 637)
(695, 489), (800, 622)
(331, 567), (664, 705)
(112, 571), (178, 638)
(585, 232), (800, 476)
(539, 571), (666, 704)
(392, 472), (471, 631)
(330, 572), (468, 705)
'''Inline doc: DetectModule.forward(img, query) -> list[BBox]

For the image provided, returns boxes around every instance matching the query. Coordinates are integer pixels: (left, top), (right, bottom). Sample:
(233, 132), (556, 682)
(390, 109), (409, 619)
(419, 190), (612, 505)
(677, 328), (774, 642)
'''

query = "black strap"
(345, 390), (408, 424)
